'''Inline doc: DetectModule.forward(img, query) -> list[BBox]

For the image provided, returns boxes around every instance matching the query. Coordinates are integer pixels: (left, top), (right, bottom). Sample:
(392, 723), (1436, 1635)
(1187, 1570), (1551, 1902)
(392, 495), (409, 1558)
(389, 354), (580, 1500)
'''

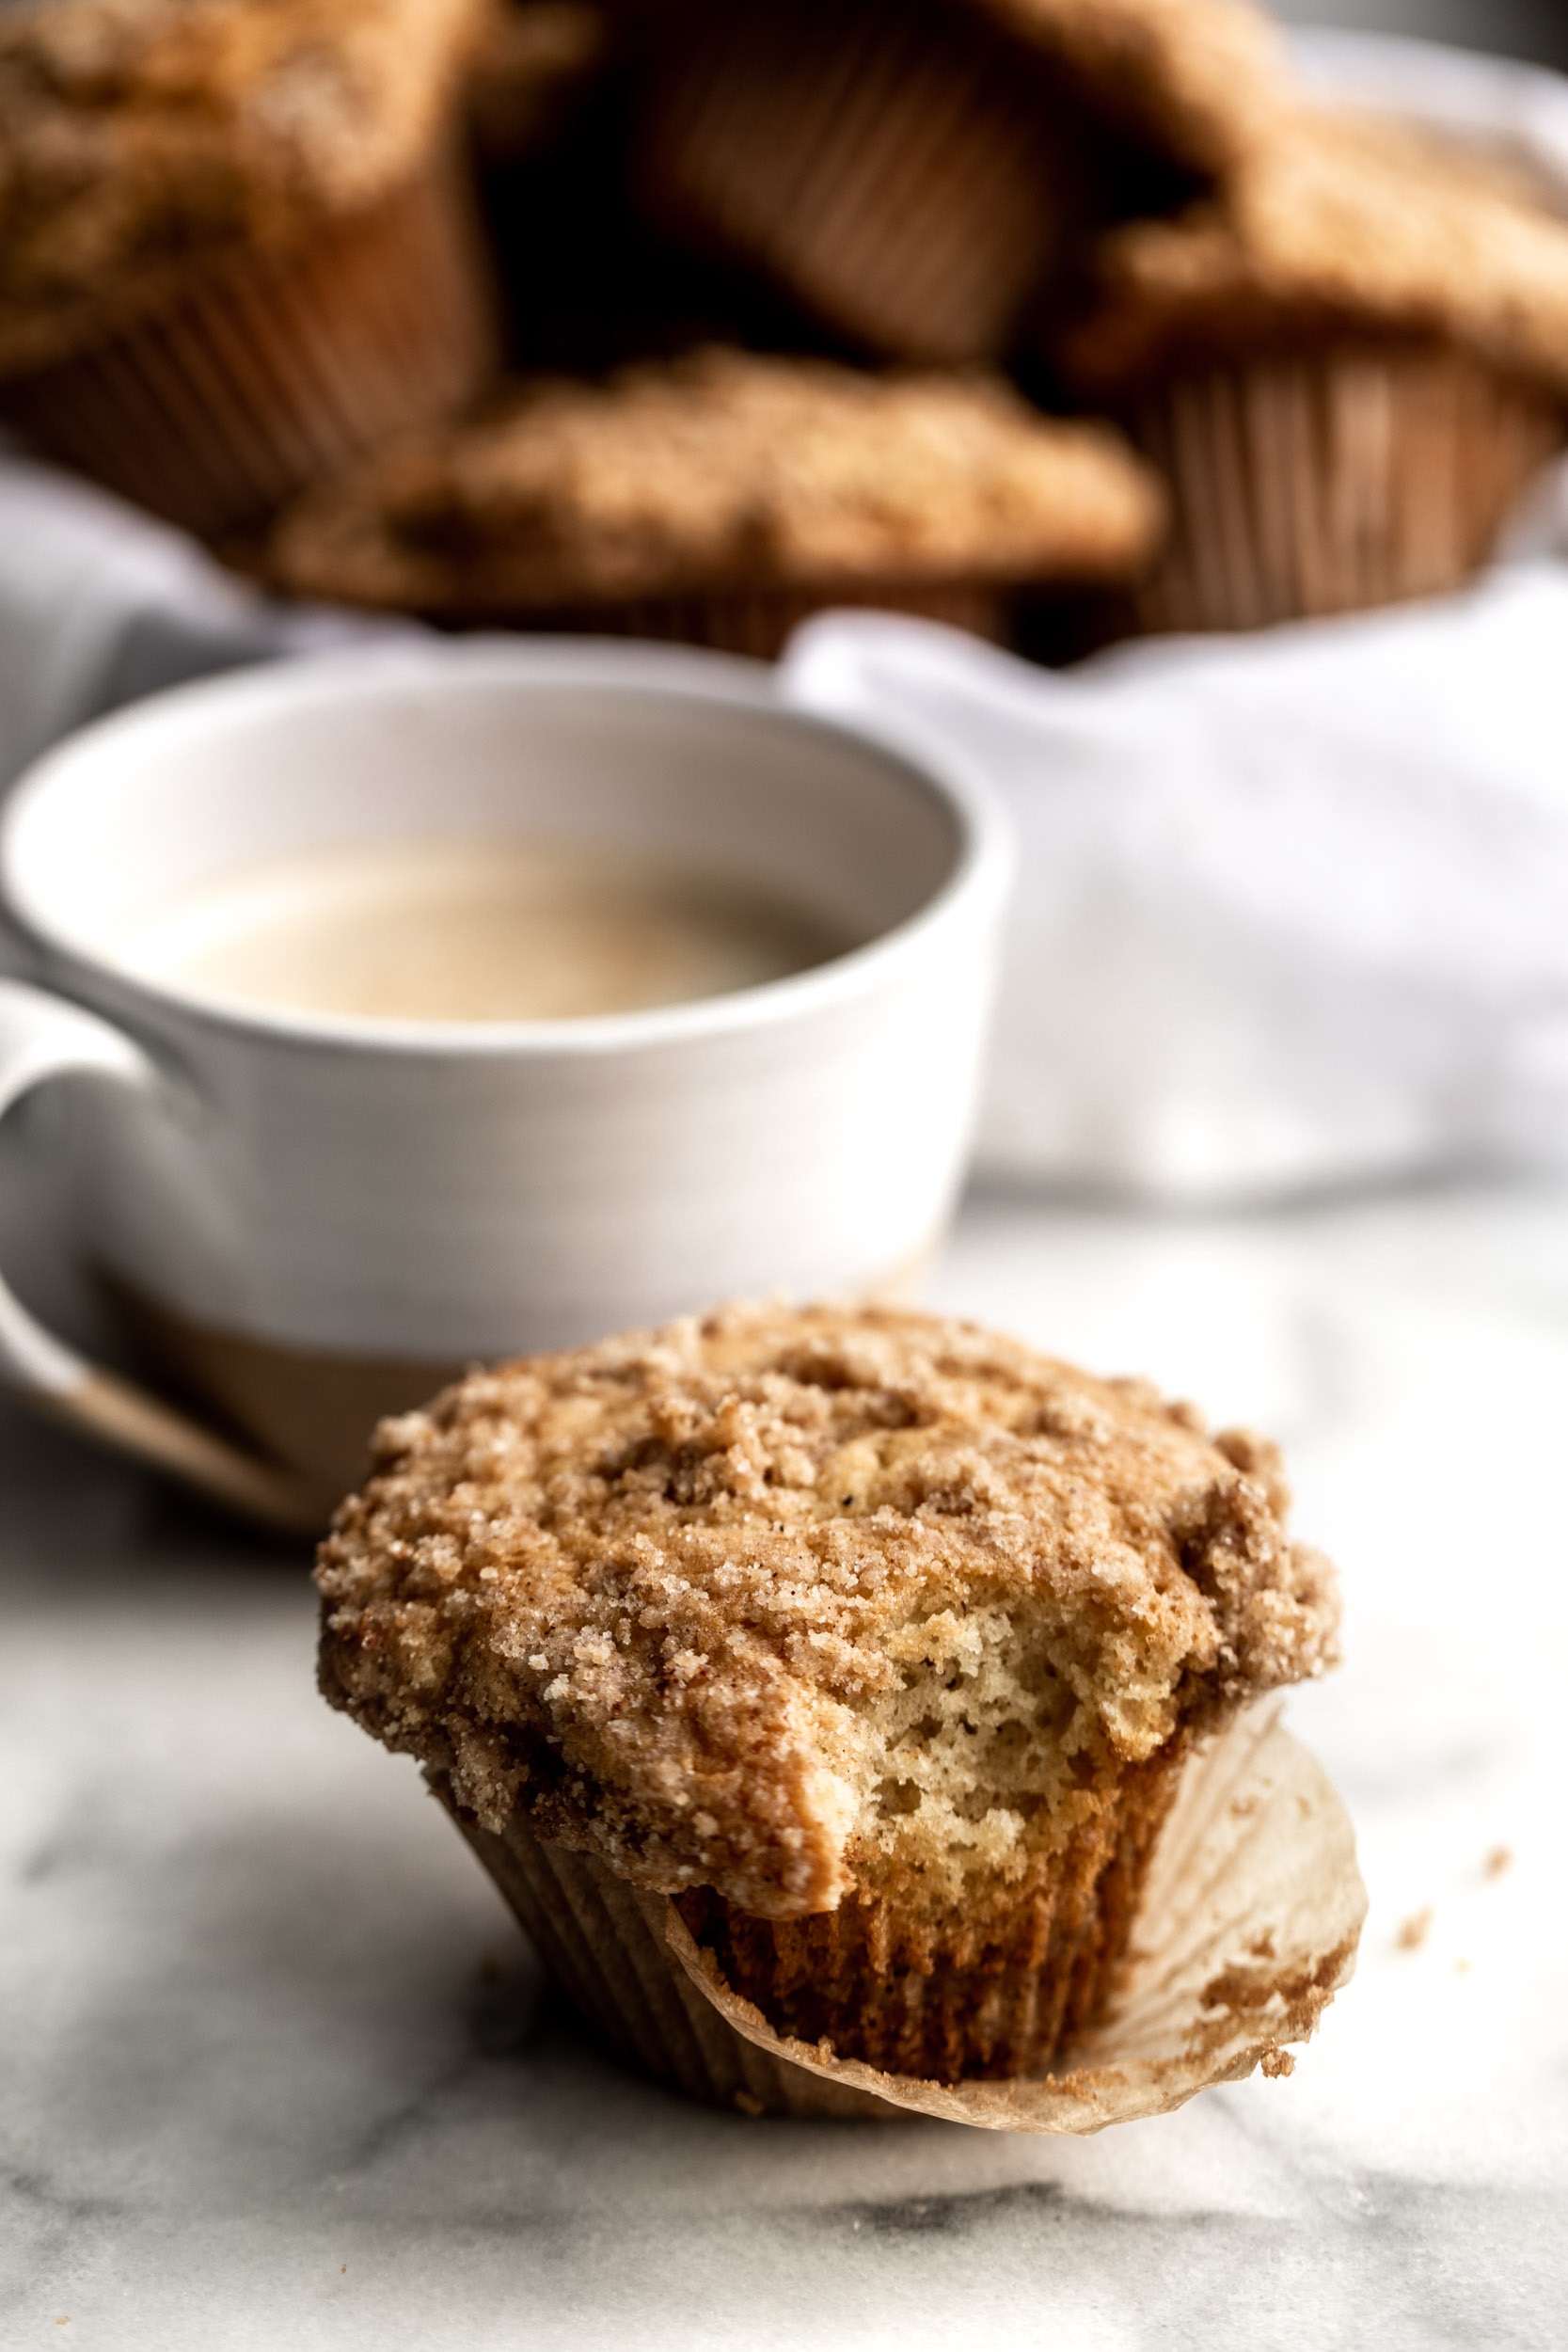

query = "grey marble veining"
(4, 1183), (1567, 2350)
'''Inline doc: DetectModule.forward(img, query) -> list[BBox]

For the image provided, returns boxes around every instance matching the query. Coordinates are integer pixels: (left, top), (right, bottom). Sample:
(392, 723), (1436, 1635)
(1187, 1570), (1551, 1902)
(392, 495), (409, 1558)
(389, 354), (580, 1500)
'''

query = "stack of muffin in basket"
(5, 0), (1568, 659)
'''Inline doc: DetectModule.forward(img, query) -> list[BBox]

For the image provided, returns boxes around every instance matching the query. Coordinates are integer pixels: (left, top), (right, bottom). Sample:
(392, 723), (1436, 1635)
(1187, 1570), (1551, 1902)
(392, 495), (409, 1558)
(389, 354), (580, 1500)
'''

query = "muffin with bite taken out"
(316, 1302), (1341, 2103)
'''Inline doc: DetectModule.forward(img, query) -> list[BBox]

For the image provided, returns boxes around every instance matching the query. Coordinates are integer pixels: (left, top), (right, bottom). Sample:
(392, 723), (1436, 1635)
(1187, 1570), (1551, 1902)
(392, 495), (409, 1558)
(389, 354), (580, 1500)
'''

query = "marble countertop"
(3, 1180), (1565, 2351)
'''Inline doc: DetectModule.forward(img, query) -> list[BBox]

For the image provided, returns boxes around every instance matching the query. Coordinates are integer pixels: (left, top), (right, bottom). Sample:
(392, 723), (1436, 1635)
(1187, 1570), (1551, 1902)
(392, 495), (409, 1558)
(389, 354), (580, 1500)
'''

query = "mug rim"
(1, 636), (1012, 1059)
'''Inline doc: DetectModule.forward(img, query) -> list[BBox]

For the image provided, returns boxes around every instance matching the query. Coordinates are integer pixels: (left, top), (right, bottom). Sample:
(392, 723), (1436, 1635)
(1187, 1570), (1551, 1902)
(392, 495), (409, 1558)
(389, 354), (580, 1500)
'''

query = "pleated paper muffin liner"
(1126, 342), (1563, 636)
(441, 1701), (1367, 2132)
(675, 1741), (1185, 2083)
(637, 0), (1085, 364)
(445, 1775), (897, 2118)
(0, 153), (499, 542)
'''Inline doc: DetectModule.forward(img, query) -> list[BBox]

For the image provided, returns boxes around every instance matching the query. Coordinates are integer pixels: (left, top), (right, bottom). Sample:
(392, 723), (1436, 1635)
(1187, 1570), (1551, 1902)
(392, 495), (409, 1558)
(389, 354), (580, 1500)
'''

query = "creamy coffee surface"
(111, 835), (854, 1022)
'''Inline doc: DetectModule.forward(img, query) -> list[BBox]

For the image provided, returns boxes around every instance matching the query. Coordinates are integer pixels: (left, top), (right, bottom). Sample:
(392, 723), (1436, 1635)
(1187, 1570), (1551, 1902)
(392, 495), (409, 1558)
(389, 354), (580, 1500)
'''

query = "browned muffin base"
(638, 0), (1089, 363)
(676, 1743), (1184, 2082)
(1122, 338), (1562, 634)
(1, 154), (498, 540)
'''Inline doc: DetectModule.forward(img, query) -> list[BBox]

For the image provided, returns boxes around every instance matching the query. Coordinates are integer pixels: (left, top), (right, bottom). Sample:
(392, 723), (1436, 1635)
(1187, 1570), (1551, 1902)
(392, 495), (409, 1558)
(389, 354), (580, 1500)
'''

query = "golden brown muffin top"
(269, 347), (1164, 612)
(0, 0), (484, 373)
(1060, 103), (1568, 397)
(317, 1304), (1339, 1921)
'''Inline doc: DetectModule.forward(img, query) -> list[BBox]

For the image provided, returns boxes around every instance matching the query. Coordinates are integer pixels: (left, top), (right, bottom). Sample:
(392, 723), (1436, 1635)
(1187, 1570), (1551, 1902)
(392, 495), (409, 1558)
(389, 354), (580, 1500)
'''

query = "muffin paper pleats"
(637, 0), (1087, 364)
(1123, 346), (1563, 636)
(441, 1703), (1367, 2131)
(443, 1781), (899, 2119)
(1, 157), (499, 540)
(673, 1739), (1187, 2082)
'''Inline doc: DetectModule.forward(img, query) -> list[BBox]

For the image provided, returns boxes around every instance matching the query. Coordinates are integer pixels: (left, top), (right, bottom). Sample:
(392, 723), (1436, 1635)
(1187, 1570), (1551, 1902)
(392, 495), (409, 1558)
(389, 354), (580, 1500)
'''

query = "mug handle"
(0, 977), (325, 1534)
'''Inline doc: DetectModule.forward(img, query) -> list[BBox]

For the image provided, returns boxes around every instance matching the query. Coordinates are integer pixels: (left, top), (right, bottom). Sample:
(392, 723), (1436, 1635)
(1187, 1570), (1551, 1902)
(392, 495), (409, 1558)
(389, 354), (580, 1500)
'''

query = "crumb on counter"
(1396, 1907), (1433, 1952)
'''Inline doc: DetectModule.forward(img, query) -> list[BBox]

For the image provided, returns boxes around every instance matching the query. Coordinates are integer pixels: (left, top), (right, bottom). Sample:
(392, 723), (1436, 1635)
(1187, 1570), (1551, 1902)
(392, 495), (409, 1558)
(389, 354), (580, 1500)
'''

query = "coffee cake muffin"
(625, 0), (1285, 364)
(316, 1303), (1340, 2099)
(267, 346), (1164, 656)
(1055, 105), (1568, 632)
(0, 0), (499, 535)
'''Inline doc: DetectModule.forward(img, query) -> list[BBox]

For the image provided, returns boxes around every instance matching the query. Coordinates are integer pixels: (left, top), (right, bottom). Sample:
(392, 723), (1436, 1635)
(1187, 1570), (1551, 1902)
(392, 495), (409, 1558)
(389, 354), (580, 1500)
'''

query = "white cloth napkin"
(783, 575), (1568, 1197)
(0, 453), (393, 796)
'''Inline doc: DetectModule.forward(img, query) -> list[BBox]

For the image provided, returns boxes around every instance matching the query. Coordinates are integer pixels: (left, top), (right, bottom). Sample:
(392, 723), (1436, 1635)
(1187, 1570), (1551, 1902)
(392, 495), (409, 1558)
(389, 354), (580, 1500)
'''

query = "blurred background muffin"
(268, 346), (1165, 657)
(0, 0), (500, 537)
(3, 0), (1565, 657)
(622, 0), (1287, 367)
(316, 1303), (1342, 2097)
(1053, 103), (1568, 632)
(469, 2), (834, 381)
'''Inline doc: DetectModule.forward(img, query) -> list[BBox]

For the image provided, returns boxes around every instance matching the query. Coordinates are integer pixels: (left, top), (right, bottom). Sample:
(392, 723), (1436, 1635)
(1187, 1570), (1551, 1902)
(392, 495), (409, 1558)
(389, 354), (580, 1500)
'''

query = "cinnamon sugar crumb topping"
(318, 1305), (1338, 1921)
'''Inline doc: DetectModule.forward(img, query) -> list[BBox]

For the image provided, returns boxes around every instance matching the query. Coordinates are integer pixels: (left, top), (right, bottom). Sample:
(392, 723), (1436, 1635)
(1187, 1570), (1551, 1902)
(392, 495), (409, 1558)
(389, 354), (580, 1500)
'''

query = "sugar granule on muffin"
(317, 1304), (1338, 2085)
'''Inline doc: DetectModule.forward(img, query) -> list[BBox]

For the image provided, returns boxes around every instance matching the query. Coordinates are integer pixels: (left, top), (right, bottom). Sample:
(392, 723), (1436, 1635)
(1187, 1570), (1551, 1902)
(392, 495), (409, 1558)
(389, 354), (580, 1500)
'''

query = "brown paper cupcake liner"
(1, 154), (499, 541)
(447, 1778), (898, 2118)
(441, 1702), (1367, 2131)
(638, 0), (1083, 363)
(674, 1742), (1184, 2082)
(1126, 343), (1563, 635)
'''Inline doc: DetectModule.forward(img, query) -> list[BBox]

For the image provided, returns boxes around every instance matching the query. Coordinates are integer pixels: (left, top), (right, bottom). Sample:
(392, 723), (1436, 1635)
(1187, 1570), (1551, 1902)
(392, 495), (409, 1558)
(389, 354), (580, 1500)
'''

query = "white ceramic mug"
(0, 639), (1009, 1529)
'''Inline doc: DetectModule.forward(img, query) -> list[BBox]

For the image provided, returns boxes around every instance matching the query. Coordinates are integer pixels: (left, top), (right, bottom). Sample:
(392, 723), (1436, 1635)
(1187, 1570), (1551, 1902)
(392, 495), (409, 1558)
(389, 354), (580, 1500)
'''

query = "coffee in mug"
(108, 834), (857, 1025)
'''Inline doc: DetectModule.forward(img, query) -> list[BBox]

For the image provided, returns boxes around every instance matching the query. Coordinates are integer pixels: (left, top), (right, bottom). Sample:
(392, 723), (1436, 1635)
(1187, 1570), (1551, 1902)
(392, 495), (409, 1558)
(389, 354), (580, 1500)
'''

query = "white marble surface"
(3, 1181), (1566, 2351)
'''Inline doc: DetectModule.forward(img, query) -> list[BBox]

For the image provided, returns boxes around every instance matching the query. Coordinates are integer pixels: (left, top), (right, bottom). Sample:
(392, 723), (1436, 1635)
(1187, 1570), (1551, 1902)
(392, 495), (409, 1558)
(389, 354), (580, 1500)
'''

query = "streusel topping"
(318, 1304), (1338, 1920)
(270, 347), (1164, 611)
(1061, 103), (1568, 396)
